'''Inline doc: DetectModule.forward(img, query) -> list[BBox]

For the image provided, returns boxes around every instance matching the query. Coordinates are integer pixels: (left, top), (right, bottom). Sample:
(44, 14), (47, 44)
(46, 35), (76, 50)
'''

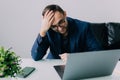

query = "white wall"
(0, 0), (120, 58)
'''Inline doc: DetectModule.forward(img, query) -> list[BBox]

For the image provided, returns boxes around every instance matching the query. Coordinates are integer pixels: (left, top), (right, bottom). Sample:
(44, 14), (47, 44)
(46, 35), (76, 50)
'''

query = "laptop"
(54, 49), (120, 80)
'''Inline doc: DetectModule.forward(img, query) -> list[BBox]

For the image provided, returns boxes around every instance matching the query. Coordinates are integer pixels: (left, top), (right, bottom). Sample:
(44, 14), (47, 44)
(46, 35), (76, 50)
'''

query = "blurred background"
(0, 0), (120, 58)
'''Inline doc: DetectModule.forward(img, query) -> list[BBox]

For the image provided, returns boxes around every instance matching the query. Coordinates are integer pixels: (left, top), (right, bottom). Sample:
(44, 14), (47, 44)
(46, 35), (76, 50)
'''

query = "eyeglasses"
(51, 18), (66, 30)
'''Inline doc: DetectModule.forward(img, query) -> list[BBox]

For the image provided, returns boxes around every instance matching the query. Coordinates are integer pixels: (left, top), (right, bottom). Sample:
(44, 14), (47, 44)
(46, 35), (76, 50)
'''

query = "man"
(31, 4), (101, 61)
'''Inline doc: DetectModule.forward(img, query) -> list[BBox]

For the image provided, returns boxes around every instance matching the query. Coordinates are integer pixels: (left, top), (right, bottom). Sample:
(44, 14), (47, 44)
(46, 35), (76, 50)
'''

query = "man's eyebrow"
(59, 19), (64, 23)
(52, 18), (63, 26)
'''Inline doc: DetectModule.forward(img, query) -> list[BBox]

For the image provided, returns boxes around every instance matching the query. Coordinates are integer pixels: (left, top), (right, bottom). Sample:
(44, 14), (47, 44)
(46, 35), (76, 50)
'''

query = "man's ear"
(64, 11), (67, 17)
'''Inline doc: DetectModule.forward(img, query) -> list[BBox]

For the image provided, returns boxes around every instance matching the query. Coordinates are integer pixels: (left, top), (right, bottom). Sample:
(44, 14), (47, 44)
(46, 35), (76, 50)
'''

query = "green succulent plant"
(0, 46), (21, 78)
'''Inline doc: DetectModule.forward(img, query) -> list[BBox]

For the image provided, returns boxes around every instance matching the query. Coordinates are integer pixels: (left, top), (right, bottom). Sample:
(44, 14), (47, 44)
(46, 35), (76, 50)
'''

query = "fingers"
(44, 10), (54, 22)
(59, 53), (68, 64)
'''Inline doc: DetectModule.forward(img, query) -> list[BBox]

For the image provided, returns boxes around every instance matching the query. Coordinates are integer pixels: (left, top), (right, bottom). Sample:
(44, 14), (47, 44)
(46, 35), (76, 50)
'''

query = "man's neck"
(62, 29), (68, 37)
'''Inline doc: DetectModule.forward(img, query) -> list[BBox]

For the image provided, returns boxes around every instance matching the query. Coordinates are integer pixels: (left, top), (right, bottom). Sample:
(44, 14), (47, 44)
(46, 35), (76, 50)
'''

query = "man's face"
(51, 11), (68, 35)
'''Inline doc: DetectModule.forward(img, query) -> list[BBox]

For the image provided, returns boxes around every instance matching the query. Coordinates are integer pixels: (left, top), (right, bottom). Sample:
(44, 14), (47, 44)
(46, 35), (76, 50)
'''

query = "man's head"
(42, 4), (68, 36)
(42, 4), (64, 16)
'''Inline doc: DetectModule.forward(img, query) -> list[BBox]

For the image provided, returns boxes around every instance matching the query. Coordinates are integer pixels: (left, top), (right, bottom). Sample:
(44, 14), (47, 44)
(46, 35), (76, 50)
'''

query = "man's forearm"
(31, 34), (49, 61)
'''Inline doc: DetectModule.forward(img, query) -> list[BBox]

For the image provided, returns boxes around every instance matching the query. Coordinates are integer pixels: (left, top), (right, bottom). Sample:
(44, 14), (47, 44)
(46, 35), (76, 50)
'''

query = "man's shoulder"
(67, 17), (89, 24)
(67, 17), (91, 35)
(67, 17), (90, 30)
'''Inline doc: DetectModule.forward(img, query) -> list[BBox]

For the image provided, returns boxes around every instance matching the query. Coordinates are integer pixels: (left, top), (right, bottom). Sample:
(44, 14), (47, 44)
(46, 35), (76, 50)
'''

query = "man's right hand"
(40, 10), (54, 37)
(59, 53), (68, 64)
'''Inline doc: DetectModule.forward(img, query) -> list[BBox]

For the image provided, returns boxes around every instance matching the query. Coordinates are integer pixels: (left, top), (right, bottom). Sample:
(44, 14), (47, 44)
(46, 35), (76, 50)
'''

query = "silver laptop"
(54, 49), (120, 80)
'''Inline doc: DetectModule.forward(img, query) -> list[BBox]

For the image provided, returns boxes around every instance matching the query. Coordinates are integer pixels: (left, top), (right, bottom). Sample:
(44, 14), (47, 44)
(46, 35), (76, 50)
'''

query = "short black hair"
(42, 4), (64, 16)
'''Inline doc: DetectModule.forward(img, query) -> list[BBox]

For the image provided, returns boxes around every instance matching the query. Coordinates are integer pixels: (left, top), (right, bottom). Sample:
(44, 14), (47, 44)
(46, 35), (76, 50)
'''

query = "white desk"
(11, 58), (120, 80)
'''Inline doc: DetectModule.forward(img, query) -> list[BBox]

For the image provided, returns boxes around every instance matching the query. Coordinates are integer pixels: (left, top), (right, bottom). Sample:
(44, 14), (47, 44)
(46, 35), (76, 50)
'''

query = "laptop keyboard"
(54, 65), (65, 78)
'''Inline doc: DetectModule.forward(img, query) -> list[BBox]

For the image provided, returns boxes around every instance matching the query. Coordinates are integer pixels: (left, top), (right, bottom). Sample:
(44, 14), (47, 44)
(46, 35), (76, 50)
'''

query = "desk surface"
(11, 58), (120, 80)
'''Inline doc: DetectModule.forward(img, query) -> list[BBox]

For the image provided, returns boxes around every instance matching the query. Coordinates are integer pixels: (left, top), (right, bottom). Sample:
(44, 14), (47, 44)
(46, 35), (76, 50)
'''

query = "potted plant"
(0, 46), (21, 78)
